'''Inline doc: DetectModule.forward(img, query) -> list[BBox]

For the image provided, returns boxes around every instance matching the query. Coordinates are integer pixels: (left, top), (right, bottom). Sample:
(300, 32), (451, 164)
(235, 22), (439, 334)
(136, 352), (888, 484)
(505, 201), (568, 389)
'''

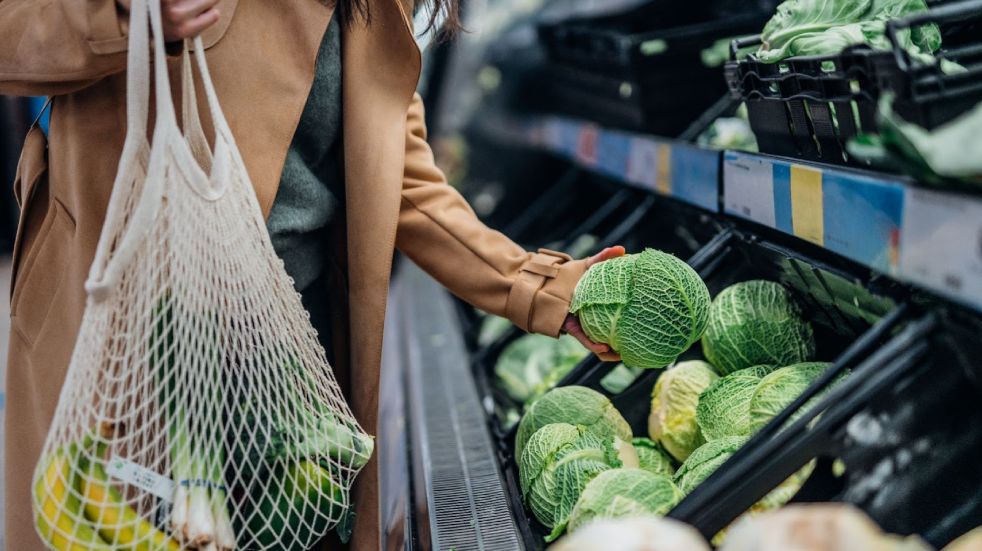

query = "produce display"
(600, 364), (643, 394)
(632, 438), (676, 478)
(674, 435), (749, 495)
(506, 257), (854, 545)
(479, 314), (514, 346)
(719, 504), (932, 551)
(648, 360), (719, 462)
(697, 113), (758, 152)
(696, 365), (777, 441)
(749, 362), (834, 432)
(570, 249), (711, 369)
(519, 423), (624, 541)
(19, 0), (980, 547)
(495, 333), (588, 404)
(408, 0), (982, 544)
(851, 95), (982, 188)
(515, 386), (637, 467)
(565, 469), (683, 533)
(551, 505), (982, 551)
(550, 516), (711, 551)
(755, 0), (953, 70)
(702, 280), (815, 375)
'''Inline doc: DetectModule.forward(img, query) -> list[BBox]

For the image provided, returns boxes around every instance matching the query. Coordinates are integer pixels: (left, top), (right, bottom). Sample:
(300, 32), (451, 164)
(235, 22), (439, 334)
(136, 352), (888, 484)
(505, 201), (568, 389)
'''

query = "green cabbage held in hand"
(702, 280), (815, 375)
(632, 437), (676, 478)
(697, 365), (777, 441)
(648, 360), (719, 462)
(570, 249), (710, 369)
(519, 423), (622, 541)
(566, 469), (684, 534)
(516, 386), (637, 469)
(749, 362), (837, 432)
(495, 333), (587, 404)
(757, 0), (955, 71)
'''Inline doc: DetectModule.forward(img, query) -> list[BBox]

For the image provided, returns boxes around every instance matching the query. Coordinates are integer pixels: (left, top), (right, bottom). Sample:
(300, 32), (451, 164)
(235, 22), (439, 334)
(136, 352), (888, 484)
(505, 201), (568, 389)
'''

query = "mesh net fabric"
(30, 1), (370, 550)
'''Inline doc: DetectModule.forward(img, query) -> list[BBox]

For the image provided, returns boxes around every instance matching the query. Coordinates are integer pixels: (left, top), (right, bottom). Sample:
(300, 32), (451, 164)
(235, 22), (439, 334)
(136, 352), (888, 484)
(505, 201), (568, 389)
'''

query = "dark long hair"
(336, 0), (462, 39)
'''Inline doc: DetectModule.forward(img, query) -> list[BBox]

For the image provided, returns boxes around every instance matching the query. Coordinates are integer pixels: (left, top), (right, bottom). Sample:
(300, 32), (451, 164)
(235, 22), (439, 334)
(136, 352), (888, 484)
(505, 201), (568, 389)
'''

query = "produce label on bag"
(106, 455), (175, 501)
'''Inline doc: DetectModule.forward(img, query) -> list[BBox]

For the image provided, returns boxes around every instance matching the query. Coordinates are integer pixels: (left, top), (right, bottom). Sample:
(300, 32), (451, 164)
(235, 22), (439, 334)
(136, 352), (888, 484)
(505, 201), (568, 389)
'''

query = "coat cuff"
(505, 249), (588, 338)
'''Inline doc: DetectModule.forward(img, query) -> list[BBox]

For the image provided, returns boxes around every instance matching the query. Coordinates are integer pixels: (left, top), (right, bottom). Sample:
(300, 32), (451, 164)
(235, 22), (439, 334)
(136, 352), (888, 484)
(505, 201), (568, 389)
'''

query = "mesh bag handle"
(31, 1), (372, 549)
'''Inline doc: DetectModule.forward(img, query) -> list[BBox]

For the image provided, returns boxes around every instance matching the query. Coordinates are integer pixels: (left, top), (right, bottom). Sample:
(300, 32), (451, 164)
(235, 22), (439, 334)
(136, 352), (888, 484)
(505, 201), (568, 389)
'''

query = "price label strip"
(900, 188), (982, 311)
(626, 137), (660, 191)
(671, 145), (720, 212)
(789, 165), (824, 246)
(726, 152), (906, 273)
(723, 152), (777, 227)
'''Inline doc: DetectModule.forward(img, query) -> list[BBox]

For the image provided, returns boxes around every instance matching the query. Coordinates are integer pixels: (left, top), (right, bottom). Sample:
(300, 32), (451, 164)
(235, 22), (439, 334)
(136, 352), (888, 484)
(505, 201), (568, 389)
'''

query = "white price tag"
(542, 119), (563, 151)
(626, 138), (659, 190)
(106, 455), (176, 502)
(900, 188), (982, 310)
(723, 154), (776, 228)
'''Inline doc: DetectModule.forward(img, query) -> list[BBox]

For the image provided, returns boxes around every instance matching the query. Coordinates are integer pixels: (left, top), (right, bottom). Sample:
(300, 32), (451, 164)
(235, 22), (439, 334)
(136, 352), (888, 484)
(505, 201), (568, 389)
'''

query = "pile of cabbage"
(516, 386), (683, 542)
(512, 263), (851, 543)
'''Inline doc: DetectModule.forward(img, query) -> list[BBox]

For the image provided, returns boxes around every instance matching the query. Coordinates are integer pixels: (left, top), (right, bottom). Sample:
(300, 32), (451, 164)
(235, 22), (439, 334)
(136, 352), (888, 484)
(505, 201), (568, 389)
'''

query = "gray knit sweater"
(267, 14), (343, 293)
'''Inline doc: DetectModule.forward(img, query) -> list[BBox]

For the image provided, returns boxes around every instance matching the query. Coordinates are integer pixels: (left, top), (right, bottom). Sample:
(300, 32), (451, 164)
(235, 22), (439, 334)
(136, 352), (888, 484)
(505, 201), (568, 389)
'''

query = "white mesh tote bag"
(30, 0), (373, 549)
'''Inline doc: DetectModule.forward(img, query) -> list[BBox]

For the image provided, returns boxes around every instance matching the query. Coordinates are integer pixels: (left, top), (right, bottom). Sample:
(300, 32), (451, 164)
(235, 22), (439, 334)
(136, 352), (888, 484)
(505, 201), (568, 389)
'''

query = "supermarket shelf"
(483, 115), (721, 212)
(484, 115), (982, 313)
(722, 151), (906, 274)
(722, 151), (982, 313)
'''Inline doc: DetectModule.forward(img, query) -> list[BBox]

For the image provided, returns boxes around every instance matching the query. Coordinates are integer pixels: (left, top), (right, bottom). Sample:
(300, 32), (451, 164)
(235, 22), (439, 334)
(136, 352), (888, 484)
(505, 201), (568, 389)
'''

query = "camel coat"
(0, 0), (586, 549)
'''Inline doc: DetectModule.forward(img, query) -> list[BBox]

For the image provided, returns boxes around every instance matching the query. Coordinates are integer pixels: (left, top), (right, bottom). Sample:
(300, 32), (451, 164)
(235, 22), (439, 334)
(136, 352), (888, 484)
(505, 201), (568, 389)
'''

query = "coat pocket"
(10, 125), (49, 296)
(9, 125), (77, 346)
(10, 199), (76, 347)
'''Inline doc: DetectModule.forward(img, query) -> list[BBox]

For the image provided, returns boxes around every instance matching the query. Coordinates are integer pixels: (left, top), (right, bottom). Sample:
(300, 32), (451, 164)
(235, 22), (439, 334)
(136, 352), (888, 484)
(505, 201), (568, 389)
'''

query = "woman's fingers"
(169, 8), (220, 41)
(596, 350), (622, 362)
(564, 315), (613, 356)
(161, 0), (221, 41)
(564, 247), (627, 360)
(586, 245), (626, 267)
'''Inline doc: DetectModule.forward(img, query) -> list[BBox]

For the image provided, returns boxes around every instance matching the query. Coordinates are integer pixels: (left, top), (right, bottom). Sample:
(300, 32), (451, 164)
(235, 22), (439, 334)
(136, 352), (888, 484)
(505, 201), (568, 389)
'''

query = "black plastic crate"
(475, 227), (907, 549)
(670, 307), (982, 548)
(724, 0), (982, 166)
(536, 1), (777, 136)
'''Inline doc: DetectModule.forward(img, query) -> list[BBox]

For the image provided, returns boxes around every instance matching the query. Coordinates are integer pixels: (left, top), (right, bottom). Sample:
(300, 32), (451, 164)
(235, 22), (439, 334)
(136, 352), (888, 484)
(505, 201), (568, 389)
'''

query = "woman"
(0, 1), (621, 549)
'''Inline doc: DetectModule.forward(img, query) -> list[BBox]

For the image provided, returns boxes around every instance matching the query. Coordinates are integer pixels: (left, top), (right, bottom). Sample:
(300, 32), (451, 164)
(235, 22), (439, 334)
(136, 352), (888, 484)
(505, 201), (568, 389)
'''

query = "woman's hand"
(116, 0), (221, 42)
(564, 246), (626, 362)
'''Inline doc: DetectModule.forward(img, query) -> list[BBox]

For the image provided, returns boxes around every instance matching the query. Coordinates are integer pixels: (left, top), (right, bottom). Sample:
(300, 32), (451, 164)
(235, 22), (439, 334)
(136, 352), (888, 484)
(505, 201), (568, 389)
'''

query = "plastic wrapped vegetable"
(720, 504), (932, 551)
(551, 516), (710, 551)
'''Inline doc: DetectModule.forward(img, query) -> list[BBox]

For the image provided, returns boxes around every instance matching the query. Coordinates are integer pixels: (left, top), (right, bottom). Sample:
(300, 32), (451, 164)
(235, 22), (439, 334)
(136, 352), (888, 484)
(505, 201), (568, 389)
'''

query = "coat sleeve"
(0, 0), (129, 96)
(396, 93), (587, 337)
